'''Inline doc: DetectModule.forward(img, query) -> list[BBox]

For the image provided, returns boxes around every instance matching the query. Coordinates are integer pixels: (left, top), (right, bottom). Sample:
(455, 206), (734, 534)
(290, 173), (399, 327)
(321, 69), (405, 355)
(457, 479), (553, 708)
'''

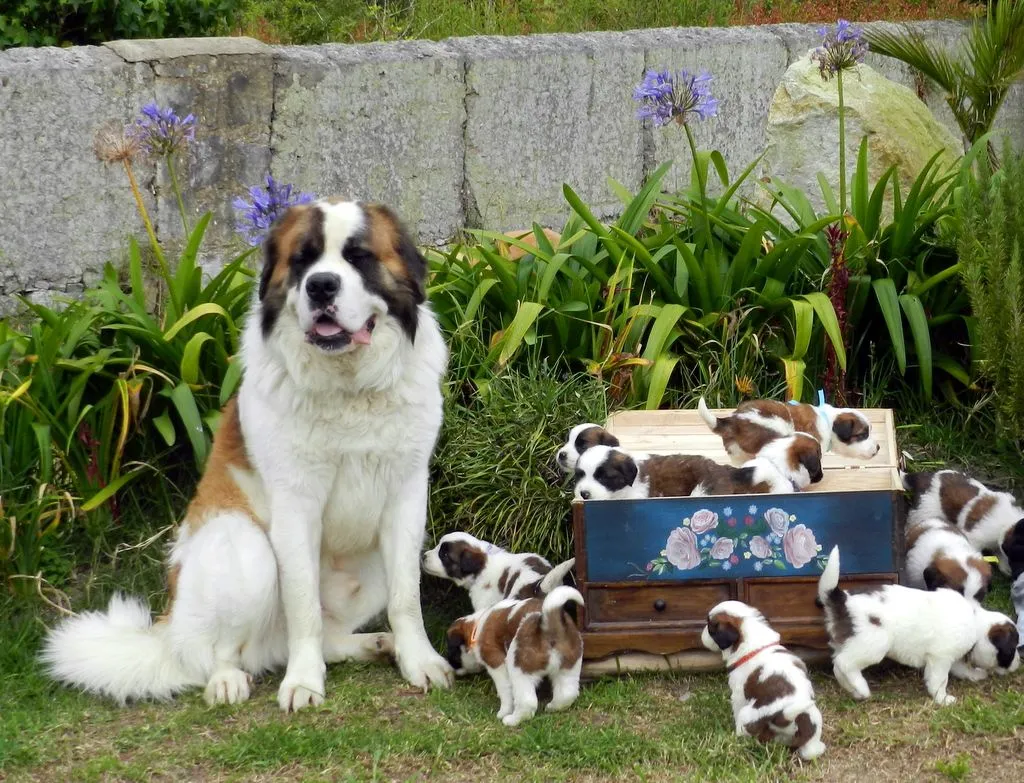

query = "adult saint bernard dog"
(43, 200), (454, 711)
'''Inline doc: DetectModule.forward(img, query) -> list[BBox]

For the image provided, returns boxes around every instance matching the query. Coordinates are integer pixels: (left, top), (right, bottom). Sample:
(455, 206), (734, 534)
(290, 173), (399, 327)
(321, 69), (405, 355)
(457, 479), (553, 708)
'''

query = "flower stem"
(166, 154), (191, 236)
(684, 122), (711, 247)
(121, 159), (170, 284)
(837, 69), (847, 218)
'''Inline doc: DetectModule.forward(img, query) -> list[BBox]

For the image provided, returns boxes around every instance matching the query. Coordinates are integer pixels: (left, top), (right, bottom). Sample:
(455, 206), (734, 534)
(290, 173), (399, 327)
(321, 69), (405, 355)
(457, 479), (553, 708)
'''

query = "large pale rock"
(761, 54), (963, 219)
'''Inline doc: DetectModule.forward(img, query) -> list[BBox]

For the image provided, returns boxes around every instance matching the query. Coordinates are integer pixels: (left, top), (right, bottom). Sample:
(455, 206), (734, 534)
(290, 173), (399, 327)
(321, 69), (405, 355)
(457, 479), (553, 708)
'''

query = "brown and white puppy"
(905, 517), (992, 604)
(556, 423), (619, 474)
(572, 441), (817, 501)
(818, 546), (1020, 705)
(904, 470), (1024, 577)
(446, 586), (584, 726)
(421, 532), (575, 612)
(698, 397), (880, 463)
(43, 200), (453, 709)
(702, 601), (826, 761)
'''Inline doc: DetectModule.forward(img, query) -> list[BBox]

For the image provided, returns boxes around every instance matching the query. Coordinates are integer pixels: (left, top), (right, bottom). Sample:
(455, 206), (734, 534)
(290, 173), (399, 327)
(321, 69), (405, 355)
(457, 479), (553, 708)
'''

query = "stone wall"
(1, 22), (1022, 313)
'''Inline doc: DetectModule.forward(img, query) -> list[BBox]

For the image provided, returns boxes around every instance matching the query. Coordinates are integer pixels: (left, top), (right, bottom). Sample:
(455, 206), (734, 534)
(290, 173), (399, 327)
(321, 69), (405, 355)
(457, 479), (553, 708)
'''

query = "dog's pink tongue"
(314, 320), (344, 338)
(351, 325), (373, 345)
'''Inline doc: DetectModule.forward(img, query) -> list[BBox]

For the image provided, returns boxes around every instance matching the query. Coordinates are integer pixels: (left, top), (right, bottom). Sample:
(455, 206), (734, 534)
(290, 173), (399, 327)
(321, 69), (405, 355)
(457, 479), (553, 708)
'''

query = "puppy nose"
(305, 272), (341, 304)
(580, 490), (591, 500)
(557, 450), (567, 463)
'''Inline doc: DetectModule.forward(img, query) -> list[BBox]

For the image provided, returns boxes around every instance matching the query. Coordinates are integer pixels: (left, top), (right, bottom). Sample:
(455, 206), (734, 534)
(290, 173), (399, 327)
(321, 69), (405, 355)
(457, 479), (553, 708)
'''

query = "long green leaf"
(900, 293), (933, 400)
(153, 410), (177, 447)
(871, 278), (907, 372)
(788, 299), (814, 361)
(645, 353), (680, 411)
(163, 303), (233, 342)
(801, 292), (847, 370)
(32, 422), (52, 485)
(641, 305), (687, 361)
(180, 332), (214, 386)
(219, 357), (244, 407)
(81, 467), (147, 513)
(490, 301), (545, 369)
(170, 382), (210, 469)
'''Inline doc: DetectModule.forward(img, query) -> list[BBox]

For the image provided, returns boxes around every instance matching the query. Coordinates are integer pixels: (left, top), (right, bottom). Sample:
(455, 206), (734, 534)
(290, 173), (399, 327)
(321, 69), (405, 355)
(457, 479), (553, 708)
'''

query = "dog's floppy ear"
(923, 565), (947, 592)
(801, 449), (823, 483)
(445, 622), (469, 670)
(832, 415), (855, 444)
(707, 614), (742, 651)
(1002, 519), (1024, 578)
(458, 546), (486, 579)
(988, 623), (1020, 670)
(595, 451), (638, 492)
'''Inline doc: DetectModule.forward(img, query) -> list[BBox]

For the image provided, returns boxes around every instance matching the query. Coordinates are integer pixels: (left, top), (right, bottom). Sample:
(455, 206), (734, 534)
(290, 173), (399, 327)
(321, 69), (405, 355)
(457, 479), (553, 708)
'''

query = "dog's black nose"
(580, 490), (591, 500)
(305, 272), (341, 304)
(557, 450), (567, 463)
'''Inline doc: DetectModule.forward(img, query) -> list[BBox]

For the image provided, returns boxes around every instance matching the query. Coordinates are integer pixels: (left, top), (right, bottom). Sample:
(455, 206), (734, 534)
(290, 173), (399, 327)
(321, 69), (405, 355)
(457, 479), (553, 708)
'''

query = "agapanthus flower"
(129, 102), (197, 156)
(233, 175), (316, 246)
(633, 68), (719, 127)
(811, 19), (868, 81)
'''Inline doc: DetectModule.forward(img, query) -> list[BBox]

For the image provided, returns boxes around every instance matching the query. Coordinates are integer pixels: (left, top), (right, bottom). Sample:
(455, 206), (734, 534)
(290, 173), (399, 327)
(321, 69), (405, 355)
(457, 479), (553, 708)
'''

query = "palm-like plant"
(865, 1), (1024, 155)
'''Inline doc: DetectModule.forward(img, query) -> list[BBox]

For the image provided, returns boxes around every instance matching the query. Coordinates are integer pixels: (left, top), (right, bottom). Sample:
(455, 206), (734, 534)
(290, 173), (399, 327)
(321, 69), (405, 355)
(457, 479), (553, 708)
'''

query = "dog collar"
(727, 643), (782, 672)
(813, 389), (832, 451)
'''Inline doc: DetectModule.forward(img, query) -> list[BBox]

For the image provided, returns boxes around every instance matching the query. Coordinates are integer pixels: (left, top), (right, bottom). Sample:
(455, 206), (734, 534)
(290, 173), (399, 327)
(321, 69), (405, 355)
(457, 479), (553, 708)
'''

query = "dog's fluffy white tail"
(40, 594), (202, 704)
(697, 397), (719, 431)
(541, 585), (584, 633)
(539, 558), (576, 596)
(817, 546), (841, 605)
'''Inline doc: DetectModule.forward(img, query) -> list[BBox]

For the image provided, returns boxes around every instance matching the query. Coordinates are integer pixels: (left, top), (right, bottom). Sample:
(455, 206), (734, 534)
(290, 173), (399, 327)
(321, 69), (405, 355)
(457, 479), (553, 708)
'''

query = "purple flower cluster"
(233, 175), (316, 247)
(811, 19), (868, 81)
(129, 102), (197, 157)
(633, 69), (719, 127)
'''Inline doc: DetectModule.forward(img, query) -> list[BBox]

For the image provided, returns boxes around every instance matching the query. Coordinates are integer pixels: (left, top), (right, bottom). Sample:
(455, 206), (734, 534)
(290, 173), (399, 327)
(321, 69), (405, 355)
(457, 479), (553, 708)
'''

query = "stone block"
(271, 40), (465, 244)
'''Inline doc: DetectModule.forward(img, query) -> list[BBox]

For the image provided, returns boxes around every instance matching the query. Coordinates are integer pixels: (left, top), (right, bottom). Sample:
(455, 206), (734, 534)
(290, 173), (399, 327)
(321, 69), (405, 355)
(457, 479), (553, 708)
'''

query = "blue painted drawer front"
(582, 491), (897, 582)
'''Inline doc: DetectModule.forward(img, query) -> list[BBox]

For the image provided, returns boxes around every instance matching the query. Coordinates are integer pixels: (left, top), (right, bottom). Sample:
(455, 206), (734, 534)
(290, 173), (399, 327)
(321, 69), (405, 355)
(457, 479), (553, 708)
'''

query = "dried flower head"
(129, 102), (197, 157)
(633, 68), (719, 127)
(233, 175), (316, 247)
(735, 376), (756, 397)
(93, 122), (143, 165)
(811, 19), (868, 81)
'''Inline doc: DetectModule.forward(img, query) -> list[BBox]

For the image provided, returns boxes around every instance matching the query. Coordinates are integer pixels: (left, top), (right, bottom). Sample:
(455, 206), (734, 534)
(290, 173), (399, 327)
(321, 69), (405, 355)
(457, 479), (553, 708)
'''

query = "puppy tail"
(697, 397), (721, 432)
(817, 546), (843, 608)
(539, 558), (576, 596)
(541, 585), (585, 636)
(40, 594), (202, 704)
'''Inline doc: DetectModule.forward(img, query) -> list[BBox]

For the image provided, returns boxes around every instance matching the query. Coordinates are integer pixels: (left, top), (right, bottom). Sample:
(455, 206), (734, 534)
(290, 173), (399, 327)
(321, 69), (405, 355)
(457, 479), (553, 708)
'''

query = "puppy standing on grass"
(445, 586), (584, 726)
(817, 546), (1020, 705)
(572, 442), (816, 501)
(701, 601), (826, 761)
(904, 469), (1024, 577)
(697, 397), (880, 464)
(904, 517), (992, 603)
(421, 532), (575, 611)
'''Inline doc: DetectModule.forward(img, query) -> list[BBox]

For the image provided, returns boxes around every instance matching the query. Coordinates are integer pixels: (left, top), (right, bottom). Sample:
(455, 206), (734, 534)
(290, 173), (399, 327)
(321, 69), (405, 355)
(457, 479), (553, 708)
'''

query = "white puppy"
(817, 546), (1020, 705)
(421, 532), (575, 611)
(702, 601), (826, 761)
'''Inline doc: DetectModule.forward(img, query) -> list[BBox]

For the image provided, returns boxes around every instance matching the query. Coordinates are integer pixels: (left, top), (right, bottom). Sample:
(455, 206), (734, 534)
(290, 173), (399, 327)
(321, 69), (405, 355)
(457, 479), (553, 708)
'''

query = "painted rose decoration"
(639, 505), (826, 577)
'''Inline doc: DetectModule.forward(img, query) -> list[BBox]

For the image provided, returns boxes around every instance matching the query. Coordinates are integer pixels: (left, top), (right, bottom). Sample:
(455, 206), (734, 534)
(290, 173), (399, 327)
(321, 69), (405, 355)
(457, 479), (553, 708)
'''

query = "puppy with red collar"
(817, 546), (1020, 705)
(905, 517), (992, 603)
(702, 601), (825, 761)
(698, 397), (880, 464)
(572, 441), (818, 501)
(445, 586), (584, 726)
(421, 532), (575, 612)
(555, 423), (619, 474)
(904, 470), (1024, 577)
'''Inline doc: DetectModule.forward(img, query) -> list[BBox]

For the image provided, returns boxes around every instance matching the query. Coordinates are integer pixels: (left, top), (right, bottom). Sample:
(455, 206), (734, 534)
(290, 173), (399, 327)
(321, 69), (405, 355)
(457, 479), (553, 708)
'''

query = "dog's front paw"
(935, 693), (957, 706)
(204, 668), (252, 706)
(502, 711), (532, 727)
(395, 637), (454, 691)
(277, 655), (326, 713)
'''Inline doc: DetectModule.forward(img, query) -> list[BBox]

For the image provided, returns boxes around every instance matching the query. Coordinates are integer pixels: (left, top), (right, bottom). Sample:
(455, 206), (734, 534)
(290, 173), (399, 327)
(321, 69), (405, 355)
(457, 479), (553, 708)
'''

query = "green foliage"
(757, 136), (969, 401)
(0, 0), (238, 48)
(866, 0), (1024, 150)
(955, 141), (1024, 445)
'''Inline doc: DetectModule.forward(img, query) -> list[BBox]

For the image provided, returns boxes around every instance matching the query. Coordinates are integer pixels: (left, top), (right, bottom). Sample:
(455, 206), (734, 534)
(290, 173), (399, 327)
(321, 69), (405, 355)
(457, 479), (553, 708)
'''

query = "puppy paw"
(497, 705), (513, 719)
(502, 711), (533, 727)
(395, 637), (454, 691)
(204, 668), (252, 706)
(277, 678), (325, 712)
(935, 694), (956, 706)
(798, 741), (826, 761)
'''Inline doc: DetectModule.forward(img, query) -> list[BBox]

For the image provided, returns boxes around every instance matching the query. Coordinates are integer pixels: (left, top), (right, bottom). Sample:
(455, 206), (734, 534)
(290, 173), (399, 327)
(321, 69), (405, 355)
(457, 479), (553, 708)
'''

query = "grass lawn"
(2, 407), (1023, 782)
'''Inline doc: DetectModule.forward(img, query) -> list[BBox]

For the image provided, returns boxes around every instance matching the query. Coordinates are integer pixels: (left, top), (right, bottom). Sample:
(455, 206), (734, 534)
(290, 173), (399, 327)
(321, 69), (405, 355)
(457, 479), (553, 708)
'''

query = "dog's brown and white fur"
(556, 423), (619, 474)
(573, 442), (818, 501)
(421, 532), (575, 612)
(698, 397), (880, 464)
(905, 517), (992, 604)
(817, 546), (1019, 705)
(904, 470), (1024, 577)
(702, 601), (826, 761)
(43, 201), (454, 710)
(446, 586), (584, 726)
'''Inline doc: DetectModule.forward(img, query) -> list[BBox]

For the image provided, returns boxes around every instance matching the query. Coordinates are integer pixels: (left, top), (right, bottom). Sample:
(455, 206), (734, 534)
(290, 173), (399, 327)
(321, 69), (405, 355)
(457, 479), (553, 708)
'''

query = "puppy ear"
(708, 617), (741, 650)
(801, 450), (823, 483)
(615, 453), (639, 486)
(445, 624), (468, 670)
(923, 565), (946, 591)
(832, 416), (855, 444)
(458, 547), (486, 579)
(989, 623), (1020, 670)
(599, 430), (620, 448)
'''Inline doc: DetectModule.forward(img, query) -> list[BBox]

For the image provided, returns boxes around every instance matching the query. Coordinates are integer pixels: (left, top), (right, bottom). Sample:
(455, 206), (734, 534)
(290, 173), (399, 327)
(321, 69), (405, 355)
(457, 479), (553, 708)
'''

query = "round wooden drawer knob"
(653, 599), (667, 612)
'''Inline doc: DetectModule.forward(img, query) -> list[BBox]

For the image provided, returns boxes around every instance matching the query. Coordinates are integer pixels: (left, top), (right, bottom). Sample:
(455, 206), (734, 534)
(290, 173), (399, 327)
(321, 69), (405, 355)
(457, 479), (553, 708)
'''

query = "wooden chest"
(573, 408), (905, 673)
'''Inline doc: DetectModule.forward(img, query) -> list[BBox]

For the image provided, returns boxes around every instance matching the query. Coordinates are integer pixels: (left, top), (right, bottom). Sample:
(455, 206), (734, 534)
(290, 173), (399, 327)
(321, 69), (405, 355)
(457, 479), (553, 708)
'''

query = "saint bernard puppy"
(42, 200), (453, 710)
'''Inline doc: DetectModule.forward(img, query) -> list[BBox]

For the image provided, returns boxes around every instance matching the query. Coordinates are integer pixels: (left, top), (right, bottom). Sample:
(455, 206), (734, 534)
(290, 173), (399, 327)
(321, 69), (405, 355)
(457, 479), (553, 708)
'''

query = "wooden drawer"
(587, 582), (735, 627)
(745, 575), (897, 626)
